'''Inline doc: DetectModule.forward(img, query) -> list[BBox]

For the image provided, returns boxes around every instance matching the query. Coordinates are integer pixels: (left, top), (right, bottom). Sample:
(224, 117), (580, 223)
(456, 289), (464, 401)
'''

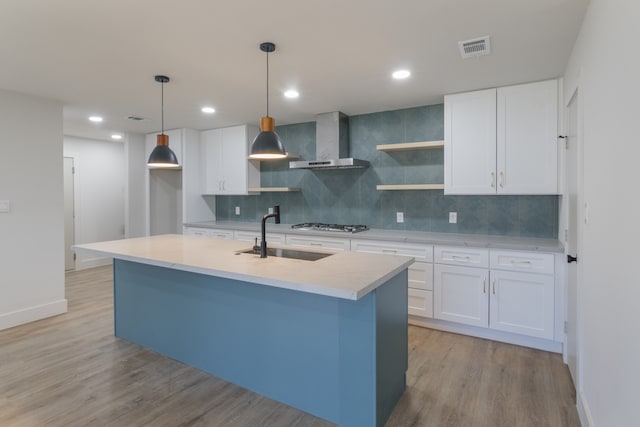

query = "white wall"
(0, 89), (67, 330)
(63, 136), (126, 269)
(125, 133), (147, 238)
(563, 1), (640, 425)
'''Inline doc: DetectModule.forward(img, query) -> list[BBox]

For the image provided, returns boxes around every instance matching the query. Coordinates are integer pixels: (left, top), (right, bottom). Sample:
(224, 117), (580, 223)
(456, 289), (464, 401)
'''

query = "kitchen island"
(74, 234), (413, 427)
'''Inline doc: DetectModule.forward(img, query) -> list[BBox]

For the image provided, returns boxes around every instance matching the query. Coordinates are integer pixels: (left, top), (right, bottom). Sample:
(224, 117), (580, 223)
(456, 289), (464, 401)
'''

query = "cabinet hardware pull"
(490, 172), (495, 188)
(382, 249), (397, 254)
(492, 279), (496, 294)
(309, 242), (322, 246)
(499, 172), (504, 188)
(483, 278), (486, 294)
(511, 260), (532, 265)
(452, 255), (471, 262)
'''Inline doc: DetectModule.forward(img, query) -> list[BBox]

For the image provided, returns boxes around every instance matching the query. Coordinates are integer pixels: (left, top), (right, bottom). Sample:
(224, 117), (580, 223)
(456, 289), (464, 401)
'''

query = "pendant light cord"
(266, 50), (269, 118)
(161, 80), (165, 134)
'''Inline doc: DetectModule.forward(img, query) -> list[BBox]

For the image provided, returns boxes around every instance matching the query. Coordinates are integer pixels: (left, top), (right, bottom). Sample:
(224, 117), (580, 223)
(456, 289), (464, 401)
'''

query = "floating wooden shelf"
(248, 153), (299, 160)
(248, 187), (301, 193)
(376, 140), (444, 152)
(376, 184), (444, 191)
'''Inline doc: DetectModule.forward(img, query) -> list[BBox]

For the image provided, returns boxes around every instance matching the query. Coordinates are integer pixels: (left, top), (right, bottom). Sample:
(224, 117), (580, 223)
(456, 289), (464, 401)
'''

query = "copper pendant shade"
(147, 75), (179, 168)
(249, 42), (287, 159)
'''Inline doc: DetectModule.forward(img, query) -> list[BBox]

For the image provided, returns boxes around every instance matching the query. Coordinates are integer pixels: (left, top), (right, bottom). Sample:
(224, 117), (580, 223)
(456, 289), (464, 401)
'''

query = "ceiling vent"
(458, 36), (491, 59)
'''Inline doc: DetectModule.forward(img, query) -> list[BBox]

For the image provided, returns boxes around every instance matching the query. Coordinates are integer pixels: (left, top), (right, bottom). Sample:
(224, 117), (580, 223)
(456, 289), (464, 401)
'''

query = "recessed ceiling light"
(284, 89), (299, 99)
(392, 70), (411, 80)
(89, 115), (103, 122)
(111, 134), (123, 140)
(201, 106), (216, 114)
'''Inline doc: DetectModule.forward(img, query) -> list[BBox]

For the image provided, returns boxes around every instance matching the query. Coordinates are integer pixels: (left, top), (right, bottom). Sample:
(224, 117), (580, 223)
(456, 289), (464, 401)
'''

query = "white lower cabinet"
(434, 263), (489, 327)
(434, 246), (555, 340)
(489, 250), (555, 339)
(234, 230), (286, 245)
(352, 239), (434, 318)
(183, 227), (234, 240)
(285, 235), (350, 251)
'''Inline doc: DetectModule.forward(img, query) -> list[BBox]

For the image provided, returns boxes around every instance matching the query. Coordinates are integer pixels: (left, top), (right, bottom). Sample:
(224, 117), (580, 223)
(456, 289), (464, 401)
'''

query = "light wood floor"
(0, 266), (580, 427)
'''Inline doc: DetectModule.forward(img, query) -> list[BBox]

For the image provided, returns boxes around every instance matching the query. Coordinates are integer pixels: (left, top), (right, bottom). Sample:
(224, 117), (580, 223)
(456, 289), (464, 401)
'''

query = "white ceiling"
(0, 0), (589, 141)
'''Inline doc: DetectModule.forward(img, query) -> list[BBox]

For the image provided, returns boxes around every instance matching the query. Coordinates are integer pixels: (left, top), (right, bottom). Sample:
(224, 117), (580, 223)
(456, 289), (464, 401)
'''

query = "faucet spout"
(260, 205), (280, 258)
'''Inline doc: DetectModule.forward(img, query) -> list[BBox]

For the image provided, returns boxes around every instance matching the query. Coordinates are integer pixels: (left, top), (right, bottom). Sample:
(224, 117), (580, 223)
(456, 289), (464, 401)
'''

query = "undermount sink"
(237, 247), (332, 261)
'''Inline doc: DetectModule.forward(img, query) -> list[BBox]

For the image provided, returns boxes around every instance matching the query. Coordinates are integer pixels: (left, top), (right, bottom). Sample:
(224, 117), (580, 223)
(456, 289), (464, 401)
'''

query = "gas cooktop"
(291, 223), (369, 233)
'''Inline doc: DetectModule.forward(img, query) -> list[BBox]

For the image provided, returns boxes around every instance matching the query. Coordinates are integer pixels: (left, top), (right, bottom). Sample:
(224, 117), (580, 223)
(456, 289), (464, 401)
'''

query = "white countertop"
(73, 235), (413, 301)
(183, 221), (564, 253)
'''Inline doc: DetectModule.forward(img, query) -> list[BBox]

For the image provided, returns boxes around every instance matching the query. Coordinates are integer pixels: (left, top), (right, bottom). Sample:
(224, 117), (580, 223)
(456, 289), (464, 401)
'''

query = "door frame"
(63, 157), (76, 271)
(563, 84), (584, 392)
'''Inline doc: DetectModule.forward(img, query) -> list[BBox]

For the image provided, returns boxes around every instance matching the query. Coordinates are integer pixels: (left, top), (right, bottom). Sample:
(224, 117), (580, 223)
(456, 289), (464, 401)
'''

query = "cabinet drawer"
(285, 235), (350, 251)
(408, 289), (433, 318)
(183, 227), (210, 237)
(490, 250), (554, 274)
(206, 228), (235, 240)
(234, 230), (286, 245)
(351, 239), (433, 262)
(408, 262), (433, 291)
(434, 246), (489, 268)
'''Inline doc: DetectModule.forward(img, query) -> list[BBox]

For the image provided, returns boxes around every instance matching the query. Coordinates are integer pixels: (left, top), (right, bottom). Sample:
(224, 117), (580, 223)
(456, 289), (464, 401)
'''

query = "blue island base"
(113, 260), (408, 426)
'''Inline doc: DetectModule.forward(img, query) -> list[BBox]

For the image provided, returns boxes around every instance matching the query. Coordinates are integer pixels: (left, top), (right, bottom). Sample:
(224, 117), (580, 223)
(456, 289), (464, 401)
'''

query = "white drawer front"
(408, 289), (433, 318)
(408, 262), (433, 291)
(490, 250), (554, 274)
(285, 235), (350, 251)
(434, 246), (489, 268)
(183, 227), (209, 236)
(234, 230), (286, 245)
(351, 239), (433, 262)
(207, 229), (235, 240)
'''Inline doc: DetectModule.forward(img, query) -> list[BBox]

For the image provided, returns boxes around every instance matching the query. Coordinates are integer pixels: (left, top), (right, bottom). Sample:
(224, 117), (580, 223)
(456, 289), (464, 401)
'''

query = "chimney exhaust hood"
(289, 112), (369, 170)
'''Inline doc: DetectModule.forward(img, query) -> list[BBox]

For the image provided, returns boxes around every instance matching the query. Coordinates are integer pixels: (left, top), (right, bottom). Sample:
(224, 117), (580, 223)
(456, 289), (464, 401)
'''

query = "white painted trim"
(409, 316), (563, 353)
(0, 299), (68, 331)
(577, 390), (594, 427)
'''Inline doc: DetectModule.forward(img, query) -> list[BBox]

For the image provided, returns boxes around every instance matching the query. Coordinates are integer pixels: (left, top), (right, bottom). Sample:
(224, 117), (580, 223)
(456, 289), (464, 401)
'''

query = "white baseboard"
(577, 390), (593, 427)
(74, 256), (112, 271)
(0, 299), (68, 331)
(409, 316), (563, 353)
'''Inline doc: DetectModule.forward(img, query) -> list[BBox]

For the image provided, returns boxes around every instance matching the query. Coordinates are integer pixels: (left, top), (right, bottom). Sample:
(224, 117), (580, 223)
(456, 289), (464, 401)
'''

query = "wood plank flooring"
(0, 266), (580, 427)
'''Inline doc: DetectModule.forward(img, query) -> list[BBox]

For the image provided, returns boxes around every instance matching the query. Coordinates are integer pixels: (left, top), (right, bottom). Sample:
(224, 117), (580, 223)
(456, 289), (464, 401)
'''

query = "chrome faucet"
(260, 205), (280, 258)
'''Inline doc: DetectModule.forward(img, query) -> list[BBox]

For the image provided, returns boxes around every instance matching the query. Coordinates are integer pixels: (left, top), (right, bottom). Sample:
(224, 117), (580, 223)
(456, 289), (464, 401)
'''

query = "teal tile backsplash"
(216, 104), (559, 238)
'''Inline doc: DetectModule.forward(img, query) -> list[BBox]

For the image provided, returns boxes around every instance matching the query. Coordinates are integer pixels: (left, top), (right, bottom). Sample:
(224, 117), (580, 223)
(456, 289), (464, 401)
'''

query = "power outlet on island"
(268, 207), (274, 214)
(235, 206), (241, 216)
(449, 212), (457, 224)
(396, 212), (404, 223)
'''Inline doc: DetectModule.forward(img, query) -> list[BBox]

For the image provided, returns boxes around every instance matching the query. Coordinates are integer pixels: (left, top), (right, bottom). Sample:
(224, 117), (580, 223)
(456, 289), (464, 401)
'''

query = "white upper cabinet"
(444, 88), (497, 194)
(444, 79), (559, 195)
(497, 80), (559, 194)
(201, 125), (260, 195)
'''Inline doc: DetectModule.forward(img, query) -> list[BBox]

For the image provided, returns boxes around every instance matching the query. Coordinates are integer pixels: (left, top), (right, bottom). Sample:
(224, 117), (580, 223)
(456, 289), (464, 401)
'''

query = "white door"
(444, 88), (497, 195)
(434, 264), (489, 327)
(489, 270), (555, 339)
(566, 89), (582, 386)
(63, 157), (75, 271)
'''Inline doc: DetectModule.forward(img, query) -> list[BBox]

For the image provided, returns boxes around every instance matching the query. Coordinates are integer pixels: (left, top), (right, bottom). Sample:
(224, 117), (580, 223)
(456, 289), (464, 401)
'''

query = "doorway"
(63, 157), (75, 271)
(565, 88), (582, 389)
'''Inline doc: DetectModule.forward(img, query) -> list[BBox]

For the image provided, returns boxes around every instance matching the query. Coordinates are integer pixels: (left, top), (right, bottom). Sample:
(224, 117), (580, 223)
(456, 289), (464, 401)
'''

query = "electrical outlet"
(268, 207), (274, 214)
(449, 212), (457, 224)
(235, 206), (240, 215)
(396, 212), (404, 223)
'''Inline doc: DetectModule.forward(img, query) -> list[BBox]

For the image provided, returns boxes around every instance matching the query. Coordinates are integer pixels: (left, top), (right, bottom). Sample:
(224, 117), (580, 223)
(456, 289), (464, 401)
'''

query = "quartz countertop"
(73, 234), (413, 301)
(183, 221), (564, 253)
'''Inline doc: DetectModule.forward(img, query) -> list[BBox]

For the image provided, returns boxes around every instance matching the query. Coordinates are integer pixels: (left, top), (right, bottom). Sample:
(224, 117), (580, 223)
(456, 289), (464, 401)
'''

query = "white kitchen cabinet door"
(497, 80), (559, 194)
(201, 125), (260, 195)
(408, 289), (433, 318)
(434, 264), (489, 327)
(489, 270), (554, 339)
(444, 88), (497, 195)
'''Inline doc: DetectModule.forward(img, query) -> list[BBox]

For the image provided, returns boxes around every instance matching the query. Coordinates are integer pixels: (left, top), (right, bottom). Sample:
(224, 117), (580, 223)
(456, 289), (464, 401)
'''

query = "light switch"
(0, 200), (9, 213)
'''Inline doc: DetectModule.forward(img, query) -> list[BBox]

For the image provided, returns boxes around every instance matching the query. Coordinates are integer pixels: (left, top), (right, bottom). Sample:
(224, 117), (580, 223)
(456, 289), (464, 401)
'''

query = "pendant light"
(147, 75), (180, 168)
(249, 42), (287, 159)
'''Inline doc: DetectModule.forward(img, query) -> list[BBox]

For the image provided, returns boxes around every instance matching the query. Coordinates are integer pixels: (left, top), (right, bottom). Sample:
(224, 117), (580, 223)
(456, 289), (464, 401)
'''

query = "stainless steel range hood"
(289, 112), (369, 170)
